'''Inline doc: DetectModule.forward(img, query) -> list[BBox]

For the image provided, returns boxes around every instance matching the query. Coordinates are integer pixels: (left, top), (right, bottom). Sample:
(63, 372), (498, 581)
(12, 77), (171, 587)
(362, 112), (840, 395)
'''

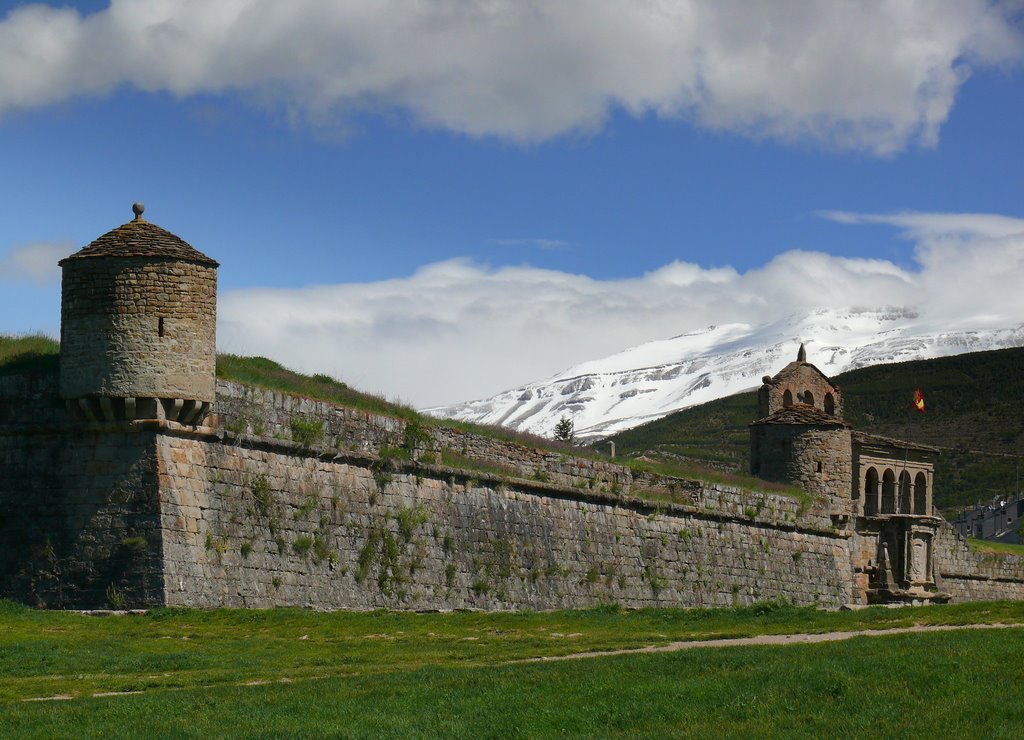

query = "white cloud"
(821, 210), (1024, 239)
(0, 241), (70, 285)
(218, 211), (1024, 407)
(0, 1), (1020, 153)
(821, 210), (1024, 326)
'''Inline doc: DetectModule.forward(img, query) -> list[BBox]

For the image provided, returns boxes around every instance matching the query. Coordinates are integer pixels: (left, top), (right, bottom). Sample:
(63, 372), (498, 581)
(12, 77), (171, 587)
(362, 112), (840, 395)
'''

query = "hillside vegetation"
(607, 347), (1024, 512)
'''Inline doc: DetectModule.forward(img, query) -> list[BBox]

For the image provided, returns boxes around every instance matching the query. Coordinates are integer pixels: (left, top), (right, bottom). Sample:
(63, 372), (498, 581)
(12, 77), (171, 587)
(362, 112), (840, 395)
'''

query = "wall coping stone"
(939, 572), (1024, 584)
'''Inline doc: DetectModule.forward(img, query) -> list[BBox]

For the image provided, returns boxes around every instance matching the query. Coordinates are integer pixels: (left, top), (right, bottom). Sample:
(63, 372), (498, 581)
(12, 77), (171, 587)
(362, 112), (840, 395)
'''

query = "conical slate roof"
(59, 204), (218, 267)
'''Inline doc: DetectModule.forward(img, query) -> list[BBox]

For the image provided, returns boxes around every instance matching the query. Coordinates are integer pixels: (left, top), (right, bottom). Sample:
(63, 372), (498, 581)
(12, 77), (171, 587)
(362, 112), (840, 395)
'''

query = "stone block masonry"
(0, 425), (164, 608)
(750, 425), (852, 508)
(158, 430), (853, 610)
(932, 522), (1024, 601)
(60, 258), (217, 403)
(215, 380), (826, 526)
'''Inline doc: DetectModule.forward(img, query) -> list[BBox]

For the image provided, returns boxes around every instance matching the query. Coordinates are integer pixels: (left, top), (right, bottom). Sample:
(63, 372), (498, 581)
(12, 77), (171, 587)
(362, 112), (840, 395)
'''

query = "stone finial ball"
(762, 376), (772, 384)
(132, 202), (145, 218)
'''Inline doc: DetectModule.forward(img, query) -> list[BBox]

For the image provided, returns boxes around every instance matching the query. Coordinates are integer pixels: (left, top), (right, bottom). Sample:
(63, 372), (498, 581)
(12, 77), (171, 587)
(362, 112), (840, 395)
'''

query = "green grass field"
(3, 600), (1024, 737)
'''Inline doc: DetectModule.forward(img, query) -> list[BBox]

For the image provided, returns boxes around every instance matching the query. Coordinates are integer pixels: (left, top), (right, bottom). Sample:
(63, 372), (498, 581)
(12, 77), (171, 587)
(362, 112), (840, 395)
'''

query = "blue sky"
(1, 1), (1023, 406)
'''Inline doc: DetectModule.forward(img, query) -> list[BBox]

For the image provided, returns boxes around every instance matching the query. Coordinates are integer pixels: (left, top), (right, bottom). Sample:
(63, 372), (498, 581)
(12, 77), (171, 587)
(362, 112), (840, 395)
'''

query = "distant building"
(952, 496), (1024, 544)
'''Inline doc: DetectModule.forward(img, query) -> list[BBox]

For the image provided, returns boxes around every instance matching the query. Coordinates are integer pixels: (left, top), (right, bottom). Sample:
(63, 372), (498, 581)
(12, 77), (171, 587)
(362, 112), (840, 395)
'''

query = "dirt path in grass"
(19, 622), (1024, 703)
(521, 622), (1024, 663)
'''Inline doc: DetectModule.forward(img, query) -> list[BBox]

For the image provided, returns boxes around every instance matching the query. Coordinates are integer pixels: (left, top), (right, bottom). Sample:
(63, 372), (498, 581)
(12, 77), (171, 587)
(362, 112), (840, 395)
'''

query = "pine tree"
(554, 415), (575, 443)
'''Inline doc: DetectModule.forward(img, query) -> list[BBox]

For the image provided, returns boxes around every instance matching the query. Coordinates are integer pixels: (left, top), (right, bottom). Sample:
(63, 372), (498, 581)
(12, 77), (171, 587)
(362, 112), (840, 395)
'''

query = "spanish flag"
(913, 388), (925, 413)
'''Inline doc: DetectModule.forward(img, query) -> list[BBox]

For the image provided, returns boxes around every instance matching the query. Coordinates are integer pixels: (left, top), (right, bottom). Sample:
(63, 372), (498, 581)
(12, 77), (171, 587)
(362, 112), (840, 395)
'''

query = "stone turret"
(58, 203), (218, 424)
(750, 345), (853, 520)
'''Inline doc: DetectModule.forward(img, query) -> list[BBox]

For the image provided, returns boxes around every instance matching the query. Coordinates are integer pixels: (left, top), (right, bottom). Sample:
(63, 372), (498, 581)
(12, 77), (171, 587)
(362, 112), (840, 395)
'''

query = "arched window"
(881, 470), (896, 514)
(824, 393), (835, 415)
(914, 472), (928, 515)
(898, 471), (912, 514)
(863, 468), (879, 516)
(783, 389), (793, 407)
(803, 390), (814, 407)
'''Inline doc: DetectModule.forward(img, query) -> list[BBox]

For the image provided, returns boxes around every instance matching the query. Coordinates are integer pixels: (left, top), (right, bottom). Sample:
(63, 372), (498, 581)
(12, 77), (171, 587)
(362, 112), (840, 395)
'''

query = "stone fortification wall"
(157, 430), (852, 610)
(7, 372), (1024, 610)
(215, 380), (406, 453)
(429, 425), (631, 492)
(60, 258), (217, 402)
(214, 381), (823, 524)
(0, 370), (63, 426)
(932, 522), (1024, 601)
(0, 422), (164, 608)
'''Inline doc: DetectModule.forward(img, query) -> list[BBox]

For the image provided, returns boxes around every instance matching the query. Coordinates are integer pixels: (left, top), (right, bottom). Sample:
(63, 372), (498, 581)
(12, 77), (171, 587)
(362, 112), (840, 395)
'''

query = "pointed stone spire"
(797, 343), (807, 363)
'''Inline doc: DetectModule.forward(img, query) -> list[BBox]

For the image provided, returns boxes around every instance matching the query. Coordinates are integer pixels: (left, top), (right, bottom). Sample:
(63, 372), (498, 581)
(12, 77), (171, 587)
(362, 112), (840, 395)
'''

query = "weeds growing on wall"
(355, 525), (405, 597)
(290, 417), (324, 448)
(371, 463), (393, 492)
(379, 445), (410, 462)
(437, 448), (519, 479)
(644, 565), (667, 597)
(402, 421), (431, 453)
(104, 583), (125, 609)
(249, 473), (278, 519)
(395, 506), (429, 543)
(312, 535), (337, 565)
(295, 494), (319, 519)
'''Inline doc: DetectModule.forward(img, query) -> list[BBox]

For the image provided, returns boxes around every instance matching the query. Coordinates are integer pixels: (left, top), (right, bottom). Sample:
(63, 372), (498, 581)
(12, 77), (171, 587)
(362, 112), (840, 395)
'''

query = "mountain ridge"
(427, 307), (1024, 442)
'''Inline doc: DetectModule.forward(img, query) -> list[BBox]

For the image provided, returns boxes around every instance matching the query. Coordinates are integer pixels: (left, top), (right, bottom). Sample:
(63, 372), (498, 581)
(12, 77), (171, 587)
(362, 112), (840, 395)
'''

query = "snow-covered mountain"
(424, 307), (1024, 441)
